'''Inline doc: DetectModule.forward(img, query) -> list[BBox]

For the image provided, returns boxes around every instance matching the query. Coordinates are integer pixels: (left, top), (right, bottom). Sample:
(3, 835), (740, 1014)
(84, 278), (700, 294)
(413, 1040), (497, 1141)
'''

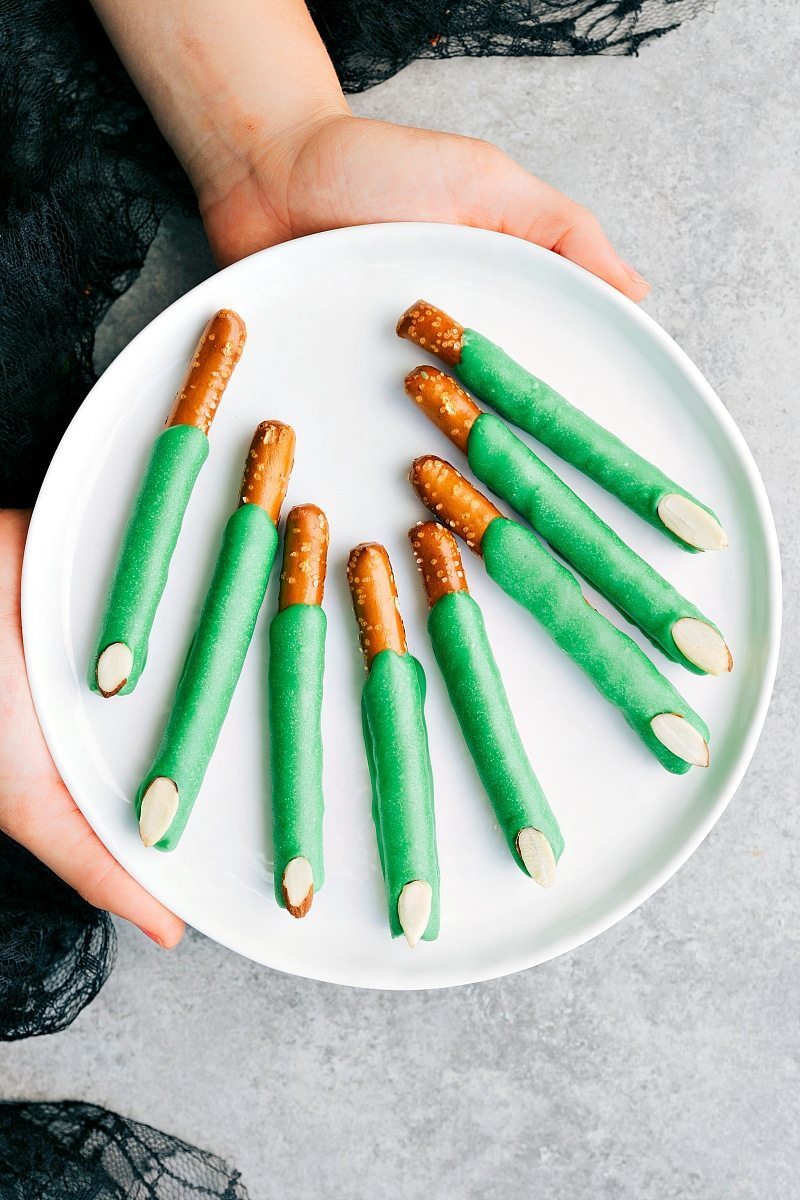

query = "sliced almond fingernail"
(96, 642), (133, 697)
(397, 880), (432, 948)
(516, 827), (557, 887)
(282, 856), (314, 918)
(139, 778), (179, 847)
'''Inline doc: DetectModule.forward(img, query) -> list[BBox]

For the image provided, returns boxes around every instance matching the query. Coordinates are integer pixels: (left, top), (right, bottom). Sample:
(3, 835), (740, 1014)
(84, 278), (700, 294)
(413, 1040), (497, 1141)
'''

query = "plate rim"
(22, 222), (783, 990)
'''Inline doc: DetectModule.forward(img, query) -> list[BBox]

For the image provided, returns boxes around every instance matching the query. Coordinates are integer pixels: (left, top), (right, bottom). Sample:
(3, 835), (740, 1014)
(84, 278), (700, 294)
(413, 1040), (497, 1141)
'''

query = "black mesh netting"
(0, 0), (708, 506)
(0, 833), (248, 1197)
(0, 1102), (247, 1200)
(0, 833), (115, 1042)
(0, 0), (705, 1193)
(309, 0), (711, 91)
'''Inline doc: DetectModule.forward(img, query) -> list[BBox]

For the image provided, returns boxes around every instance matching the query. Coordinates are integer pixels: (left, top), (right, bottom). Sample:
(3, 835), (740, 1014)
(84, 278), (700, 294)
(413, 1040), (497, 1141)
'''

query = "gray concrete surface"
(4, 4), (799, 1196)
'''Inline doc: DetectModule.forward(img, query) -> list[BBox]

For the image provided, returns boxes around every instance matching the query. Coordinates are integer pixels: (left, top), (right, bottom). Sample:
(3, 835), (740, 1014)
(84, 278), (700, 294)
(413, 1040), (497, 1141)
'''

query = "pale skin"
(1, 0), (650, 947)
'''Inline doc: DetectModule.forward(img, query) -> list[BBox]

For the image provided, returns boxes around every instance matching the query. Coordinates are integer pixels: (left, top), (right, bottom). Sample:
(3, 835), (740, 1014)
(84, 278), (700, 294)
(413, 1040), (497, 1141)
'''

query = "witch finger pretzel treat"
(347, 543), (440, 947)
(397, 301), (727, 553)
(90, 309), (246, 697)
(404, 367), (732, 676)
(136, 421), (294, 851)
(268, 504), (329, 918)
(410, 522), (564, 886)
(409, 456), (711, 775)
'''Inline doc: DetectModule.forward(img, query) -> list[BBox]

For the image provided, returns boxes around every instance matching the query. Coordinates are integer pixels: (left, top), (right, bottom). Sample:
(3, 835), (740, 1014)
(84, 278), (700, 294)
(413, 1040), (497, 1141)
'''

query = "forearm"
(93, 0), (647, 291)
(89, 0), (349, 204)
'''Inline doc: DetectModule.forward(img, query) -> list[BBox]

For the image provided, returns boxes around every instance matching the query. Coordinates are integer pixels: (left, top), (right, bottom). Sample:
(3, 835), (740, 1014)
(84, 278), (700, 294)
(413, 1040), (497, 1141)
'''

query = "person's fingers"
(5, 781), (185, 947)
(549, 206), (651, 301)
(467, 141), (650, 301)
(0, 507), (184, 948)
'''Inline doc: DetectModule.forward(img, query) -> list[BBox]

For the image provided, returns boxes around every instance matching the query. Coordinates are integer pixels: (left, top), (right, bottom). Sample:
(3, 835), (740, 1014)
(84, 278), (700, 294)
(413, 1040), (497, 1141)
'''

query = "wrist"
(90, 0), (351, 220)
(189, 92), (351, 215)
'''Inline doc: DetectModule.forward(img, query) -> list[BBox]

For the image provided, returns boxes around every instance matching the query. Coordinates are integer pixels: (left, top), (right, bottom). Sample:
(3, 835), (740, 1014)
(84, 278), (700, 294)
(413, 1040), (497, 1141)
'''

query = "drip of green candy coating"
(457, 329), (720, 551)
(481, 519), (709, 774)
(361, 650), (440, 941)
(427, 591), (564, 871)
(268, 603), (326, 905)
(468, 413), (723, 674)
(136, 503), (278, 850)
(89, 424), (209, 694)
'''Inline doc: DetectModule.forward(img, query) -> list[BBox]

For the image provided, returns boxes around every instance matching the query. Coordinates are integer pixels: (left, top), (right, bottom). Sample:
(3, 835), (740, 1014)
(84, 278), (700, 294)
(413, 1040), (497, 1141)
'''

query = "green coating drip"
(457, 329), (720, 550)
(89, 424), (209, 693)
(481, 519), (709, 774)
(268, 603), (326, 905)
(428, 591), (564, 872)
(136, 503), (278, 850)
(468, 413), (723, 674)
(361, 650), (440, 940)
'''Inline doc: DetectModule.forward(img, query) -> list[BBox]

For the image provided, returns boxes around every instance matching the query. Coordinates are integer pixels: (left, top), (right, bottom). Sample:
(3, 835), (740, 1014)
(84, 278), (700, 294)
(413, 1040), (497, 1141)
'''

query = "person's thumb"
(9, 781), (185, 948)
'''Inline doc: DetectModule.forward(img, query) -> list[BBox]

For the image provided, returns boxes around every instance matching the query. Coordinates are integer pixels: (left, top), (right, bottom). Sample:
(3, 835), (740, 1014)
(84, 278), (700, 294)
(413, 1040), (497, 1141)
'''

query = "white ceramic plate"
(23, 224), (780, 990)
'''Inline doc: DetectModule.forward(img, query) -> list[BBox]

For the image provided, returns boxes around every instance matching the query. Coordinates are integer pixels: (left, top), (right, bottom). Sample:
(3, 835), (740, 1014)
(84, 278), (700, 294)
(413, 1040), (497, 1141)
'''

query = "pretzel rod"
(346, 542), (407, 668)
(405, 368), (732, 676)
(279, 504), (329, 610)
(90, 310), (246, 698)
(137, 422), (291, 851)
(269, 505), (329, 917)
(410, 523), (563, 885)
(410, 456), (710, 774)
(239, 420), (295, 521)
(347, 544), (439, 946)
(398, 301), (727, 552)
(167, 309), (247, 432)
(409, 519), (468, 607)
(408, 454), (502, 553)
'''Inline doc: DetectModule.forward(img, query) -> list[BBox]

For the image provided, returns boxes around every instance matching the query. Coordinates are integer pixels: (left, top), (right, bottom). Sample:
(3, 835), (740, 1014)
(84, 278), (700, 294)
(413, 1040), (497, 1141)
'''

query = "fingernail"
(137, 925), (165, 947)
(621, 259), (651, 291)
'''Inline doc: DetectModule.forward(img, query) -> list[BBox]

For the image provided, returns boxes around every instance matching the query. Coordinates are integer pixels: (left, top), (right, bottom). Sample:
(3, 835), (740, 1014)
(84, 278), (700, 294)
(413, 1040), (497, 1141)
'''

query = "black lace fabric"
(310, 0), (710, 90)
(0, 834), (115, 1041)
(0, 1), (192, 507)
(0, 1102), (247, 1200)
(0, 0), (704, 1194)
(0, 837), (248, 1196)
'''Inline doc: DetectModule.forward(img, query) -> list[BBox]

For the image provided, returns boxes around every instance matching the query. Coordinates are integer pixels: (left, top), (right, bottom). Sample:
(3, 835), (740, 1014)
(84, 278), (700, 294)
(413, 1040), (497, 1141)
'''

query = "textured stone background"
(4, 3), (799, 1196)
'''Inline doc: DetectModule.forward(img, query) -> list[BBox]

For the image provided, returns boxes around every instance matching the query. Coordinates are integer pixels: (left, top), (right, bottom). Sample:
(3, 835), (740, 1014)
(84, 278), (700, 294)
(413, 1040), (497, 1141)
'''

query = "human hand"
(0, 510), (184, 948)
(90, 0), (648, 300)
(200, 113), (650, 301)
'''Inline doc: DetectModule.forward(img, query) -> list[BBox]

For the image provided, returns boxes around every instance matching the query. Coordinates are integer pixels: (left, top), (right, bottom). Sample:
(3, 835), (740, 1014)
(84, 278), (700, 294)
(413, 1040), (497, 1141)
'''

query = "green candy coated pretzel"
(467, 413), (724, 674)
(89, 424), (209, 694)
(361, 649), (440, 941)
(481, 518), (709, 774)
(427, 590), (564, 872)
(268, 603), (326, 906)
(457, 329), (721, 550)
(136, 503), (278, 851)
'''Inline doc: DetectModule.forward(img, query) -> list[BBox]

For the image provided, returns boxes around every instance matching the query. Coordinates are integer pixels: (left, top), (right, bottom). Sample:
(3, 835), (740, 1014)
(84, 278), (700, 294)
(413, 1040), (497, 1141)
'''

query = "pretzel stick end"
(347, 543), (407, 669)
(396, 301), (464, 366)
(408, 521), (469, 607)
(239, 421), (296, 523)
(404, 367), (478, 453)
(279, 504), (329, 609)
(409, 455), (501, 555)
(167, 309), (247, 433)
